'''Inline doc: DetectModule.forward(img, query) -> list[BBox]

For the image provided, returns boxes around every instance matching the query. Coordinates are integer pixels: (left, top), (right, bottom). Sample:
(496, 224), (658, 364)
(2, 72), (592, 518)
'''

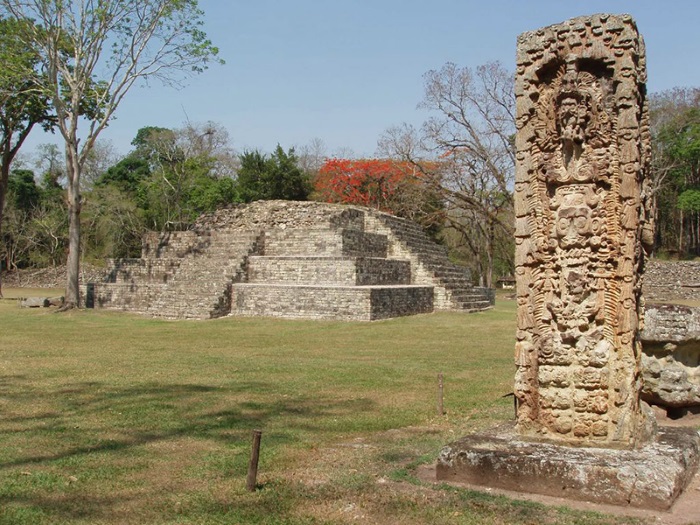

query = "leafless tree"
(379, 61), (516, 287)
(297, 137), (328, 176)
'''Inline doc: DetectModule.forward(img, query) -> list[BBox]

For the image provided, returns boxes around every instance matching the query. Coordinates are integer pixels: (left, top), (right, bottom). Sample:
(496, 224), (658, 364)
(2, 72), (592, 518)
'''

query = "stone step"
(263, 229), (388, 258)
(246, 256), (411, 286)
(231, 283), (433, 321)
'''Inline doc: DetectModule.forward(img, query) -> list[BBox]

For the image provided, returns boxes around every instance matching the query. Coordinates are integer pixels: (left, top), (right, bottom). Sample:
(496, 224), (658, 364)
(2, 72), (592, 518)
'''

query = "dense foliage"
(650, 88), (700, 257)
(237, 145), (311, 203)
(314, 157), (444, 237)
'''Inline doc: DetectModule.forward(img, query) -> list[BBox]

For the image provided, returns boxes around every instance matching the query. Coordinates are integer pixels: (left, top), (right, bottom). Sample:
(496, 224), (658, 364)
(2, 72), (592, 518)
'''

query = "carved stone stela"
(514, 14), (654, 447)
(437, 16), (699, 508)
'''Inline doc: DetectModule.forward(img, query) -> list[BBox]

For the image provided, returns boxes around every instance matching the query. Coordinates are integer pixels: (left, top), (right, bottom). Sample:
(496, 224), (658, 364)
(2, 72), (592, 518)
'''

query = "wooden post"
(437, 372), (444, 416)
(246, 429), (262, 491)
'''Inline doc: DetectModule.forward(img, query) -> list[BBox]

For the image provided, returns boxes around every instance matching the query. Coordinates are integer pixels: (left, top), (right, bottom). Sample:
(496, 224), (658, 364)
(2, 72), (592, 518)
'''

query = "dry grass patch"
(0, 296), (650, 524)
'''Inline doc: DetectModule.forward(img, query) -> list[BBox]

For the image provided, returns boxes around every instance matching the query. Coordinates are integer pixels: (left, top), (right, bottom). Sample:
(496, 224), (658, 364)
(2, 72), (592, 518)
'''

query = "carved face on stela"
(539, 55), (612, 187)
(552, 185), (602, 250)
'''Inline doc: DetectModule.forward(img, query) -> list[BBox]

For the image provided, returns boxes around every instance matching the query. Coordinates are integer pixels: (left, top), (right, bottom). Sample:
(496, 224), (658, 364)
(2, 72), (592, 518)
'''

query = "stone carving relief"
(514, 14), (654, 448)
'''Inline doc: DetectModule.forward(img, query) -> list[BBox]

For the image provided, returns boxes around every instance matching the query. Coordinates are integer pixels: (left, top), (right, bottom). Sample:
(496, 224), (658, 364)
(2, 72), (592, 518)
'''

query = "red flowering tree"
(314, 158), (443, 235)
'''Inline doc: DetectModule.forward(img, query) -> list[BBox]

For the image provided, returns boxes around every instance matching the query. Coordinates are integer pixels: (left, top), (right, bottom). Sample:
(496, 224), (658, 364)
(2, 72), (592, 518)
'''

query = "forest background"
(1, 2), (700, 294)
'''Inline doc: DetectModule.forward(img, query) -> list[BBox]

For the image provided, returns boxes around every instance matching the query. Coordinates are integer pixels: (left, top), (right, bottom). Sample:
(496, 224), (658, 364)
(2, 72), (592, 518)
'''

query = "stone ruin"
(641, 304), (700, 413)
(437, 14), (700, 510)
(640, 261), (700, 415)
(84, 200), (494, 321)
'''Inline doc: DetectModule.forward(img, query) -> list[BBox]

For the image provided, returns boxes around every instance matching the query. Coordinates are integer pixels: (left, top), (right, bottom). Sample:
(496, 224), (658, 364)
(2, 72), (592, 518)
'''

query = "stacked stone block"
(363, 211), (494, 311)
(87, 201), (491, 320)
(231, 224), (433, 321)
(87, 230), (263, 319)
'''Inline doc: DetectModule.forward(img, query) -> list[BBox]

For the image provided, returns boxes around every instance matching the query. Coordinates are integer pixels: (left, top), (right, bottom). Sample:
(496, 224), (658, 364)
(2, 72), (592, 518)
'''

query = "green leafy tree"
(7, 169), (41, 211)
(650, 89), (700, 256)
(132, 123), (238, 230)
(1, 168), (67, 271)
(97, 157), (151, 198)
(1, 0), (222, 307)
(0, 17), (54, 294)
(237, 145), (311, 202)
(83, 184), (144, 260)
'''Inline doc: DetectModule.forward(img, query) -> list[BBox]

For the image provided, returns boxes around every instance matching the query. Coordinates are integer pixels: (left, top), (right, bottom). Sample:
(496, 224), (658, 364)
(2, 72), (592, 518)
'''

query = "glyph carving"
(514, 14), (654, 447)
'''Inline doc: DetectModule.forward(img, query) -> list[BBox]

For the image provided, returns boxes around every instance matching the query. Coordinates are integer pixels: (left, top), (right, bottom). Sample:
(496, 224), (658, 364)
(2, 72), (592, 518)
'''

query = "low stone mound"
(85, 200), (493, 320)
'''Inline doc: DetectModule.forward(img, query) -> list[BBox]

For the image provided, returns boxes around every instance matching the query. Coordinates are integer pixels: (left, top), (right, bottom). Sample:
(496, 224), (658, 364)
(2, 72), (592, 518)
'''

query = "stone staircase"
(85, 201), (493, 320)
(230, 225), (433, 320)
(362, 210), (494, 311)
(87, 230), (263, 319)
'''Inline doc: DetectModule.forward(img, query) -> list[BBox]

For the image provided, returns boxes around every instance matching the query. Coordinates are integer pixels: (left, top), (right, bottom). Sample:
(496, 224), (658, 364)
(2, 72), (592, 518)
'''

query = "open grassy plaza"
(0, 290), (649, 524)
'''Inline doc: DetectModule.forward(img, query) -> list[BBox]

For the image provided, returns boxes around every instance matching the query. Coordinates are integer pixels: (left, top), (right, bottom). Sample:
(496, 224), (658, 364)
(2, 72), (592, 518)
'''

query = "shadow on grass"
(0, 376), (375, 467)
(0, 376), (380, 523)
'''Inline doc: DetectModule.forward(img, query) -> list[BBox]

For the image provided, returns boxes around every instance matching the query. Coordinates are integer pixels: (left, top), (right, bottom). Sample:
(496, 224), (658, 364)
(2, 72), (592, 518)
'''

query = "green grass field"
(0, 291), (648, 524)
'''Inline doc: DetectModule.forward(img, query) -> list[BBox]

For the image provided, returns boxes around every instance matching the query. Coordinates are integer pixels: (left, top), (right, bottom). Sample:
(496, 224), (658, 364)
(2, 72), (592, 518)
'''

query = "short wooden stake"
(246, 429), (262, 492)
(437, 372), (444, 416)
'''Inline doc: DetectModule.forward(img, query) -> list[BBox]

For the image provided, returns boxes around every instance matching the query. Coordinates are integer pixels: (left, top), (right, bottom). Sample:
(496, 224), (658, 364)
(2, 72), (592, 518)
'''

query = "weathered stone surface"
(436, 423), (700, 510)
(20, 297), (50, 308)
(84, 201), (493, 320)
(644, 260), (700, 303)
(438, 14), (698, 512)
(513, 14), (654, 448)
(641, 304), (700, 408)
(18, 296), (64, 308)
(231, 284), (434, 321)
(47, 296), (64, 307)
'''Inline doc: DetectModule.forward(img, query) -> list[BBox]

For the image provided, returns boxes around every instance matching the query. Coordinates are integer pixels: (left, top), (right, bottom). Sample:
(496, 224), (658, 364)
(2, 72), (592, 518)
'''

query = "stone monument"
(437, 14), (700, 510)
(512, 12), (654, 448)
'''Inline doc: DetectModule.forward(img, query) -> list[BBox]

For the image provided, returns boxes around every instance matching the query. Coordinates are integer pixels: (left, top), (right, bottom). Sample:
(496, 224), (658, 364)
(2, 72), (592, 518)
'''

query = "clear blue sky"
(23, 0), (700, 159)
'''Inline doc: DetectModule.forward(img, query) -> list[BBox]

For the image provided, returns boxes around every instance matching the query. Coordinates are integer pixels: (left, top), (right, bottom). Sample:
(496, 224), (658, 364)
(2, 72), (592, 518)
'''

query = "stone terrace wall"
(193, 200), (365, 231)
(88, 200), (492, 320)
(644, 260), (700, 302)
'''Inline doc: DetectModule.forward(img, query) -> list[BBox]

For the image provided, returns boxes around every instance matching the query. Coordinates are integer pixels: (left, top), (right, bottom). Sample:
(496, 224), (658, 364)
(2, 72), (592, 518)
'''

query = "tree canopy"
(0, 16), (55, 294)
(0, 0), (222, 306)
(649, 88), (700, 255)
(237, 145), (311, 202)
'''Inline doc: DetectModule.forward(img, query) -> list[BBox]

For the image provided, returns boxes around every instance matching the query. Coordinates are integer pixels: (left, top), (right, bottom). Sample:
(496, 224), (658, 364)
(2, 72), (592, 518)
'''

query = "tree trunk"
(679, 208), (684, 255)
(0, 150), (10, 299)
(64, 149), (82, 308)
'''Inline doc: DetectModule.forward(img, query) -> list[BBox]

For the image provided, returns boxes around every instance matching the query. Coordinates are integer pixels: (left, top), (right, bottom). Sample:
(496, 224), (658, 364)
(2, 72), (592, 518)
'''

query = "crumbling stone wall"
(640, 304), (700, 410)
(643, 260), (700, 302)
(86, 201), (491, 320)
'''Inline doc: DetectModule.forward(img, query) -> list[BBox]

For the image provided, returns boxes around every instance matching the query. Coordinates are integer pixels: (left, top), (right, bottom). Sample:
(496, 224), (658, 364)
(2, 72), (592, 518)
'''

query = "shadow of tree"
(1, 377), (374, 466)
(0, 375), (377, 523)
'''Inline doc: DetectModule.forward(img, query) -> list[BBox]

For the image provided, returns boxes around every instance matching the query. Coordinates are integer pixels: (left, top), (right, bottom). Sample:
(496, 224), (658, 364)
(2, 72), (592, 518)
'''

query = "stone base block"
(436, 424), (700, 510)
(247, 256), (412, 286)
(231, 283), (433, 321)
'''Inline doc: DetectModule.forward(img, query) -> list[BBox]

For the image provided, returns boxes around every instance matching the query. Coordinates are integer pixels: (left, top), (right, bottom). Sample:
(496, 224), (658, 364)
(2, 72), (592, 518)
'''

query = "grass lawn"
(0, 291), (648, 524)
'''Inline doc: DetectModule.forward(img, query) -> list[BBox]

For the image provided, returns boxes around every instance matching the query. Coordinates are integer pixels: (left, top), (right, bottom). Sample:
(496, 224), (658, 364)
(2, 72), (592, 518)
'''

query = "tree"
(7, 169), (41, 211)
(132, 122), (238, 230)
(1, 0), (222, 307)
(97, 156), (151, 197)
(80, 139), (119, 191)
(1, 168), (68, 272)
(237, 145), (311, 202)
(297, 137), (328, 180)
(649, 88), (700, 256)
(314, 157), (443, 236)
(0, 17), (54, 295)
(379, 61), (516, 287)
